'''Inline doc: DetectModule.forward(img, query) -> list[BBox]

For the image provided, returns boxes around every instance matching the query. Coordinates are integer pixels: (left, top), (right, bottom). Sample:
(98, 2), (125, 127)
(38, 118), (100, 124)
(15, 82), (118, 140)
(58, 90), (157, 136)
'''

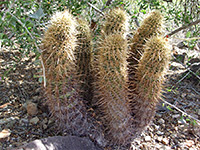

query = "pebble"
(162, 138), (169, 145)
(178, 119), (186, 124)
(181, 93), (187, 98)
(0, 129), (11, 141)
(157, 131), (164, 136)
(156, 136), (163, 142)
(43, 124), (48, 130)
(144, 136), (151, 142)
(30, 117), (39, 124)
(26, 101), (38, 116)
(154, 124), (160, 130)
(156, 113), (162, 117)
(198, 109), (200, 115)
(172, 114), (180, 118)
(42, 118), (48, 124)
(158, 118), (165, 124)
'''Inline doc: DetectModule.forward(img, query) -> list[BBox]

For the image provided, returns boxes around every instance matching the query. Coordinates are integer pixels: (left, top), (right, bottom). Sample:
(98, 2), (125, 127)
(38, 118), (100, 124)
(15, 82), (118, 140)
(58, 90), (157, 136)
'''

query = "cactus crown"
(102, 8), (129, 35)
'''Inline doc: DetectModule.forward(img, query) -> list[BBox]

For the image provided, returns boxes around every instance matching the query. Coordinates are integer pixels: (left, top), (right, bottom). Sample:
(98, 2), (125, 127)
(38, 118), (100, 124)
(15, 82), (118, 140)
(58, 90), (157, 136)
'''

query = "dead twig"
(161, 99), (200, 124)
(167, 19), (200, 37)
(172, 55), (200, 80)
(87, 2), (104, 16)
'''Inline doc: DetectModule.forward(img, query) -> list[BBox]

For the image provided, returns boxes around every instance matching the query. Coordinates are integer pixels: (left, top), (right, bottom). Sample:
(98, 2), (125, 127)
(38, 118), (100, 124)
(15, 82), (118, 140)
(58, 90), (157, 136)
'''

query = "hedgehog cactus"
(92, 8), (134, 145)
(93, 33), (133, 144)
(40, 8), (171, 148)
(102, 8), (129, 35)
(129, 36), (171, 134)
(75, 18), (93, 102)
(41, 10), (89, 136)
(128, 10), (163, 83)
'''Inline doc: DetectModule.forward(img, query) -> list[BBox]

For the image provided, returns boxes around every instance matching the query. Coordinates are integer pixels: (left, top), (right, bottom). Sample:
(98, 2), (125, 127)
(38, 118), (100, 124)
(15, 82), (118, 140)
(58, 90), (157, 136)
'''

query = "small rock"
(172, 114), (180, 119)
(156, 113), (162, 117)
(178, 119), (186, 124)
(144, 136), (151, 142)
(154, 124), (160, 130)
(156, 136), (163, 142)
(48, 119), (54, 124)
(158, 118), (165, 124)
(185, 140), (194, 147)
(16, 136), (103, 150)
(157, 131), (164, 136)
(181, 93), (187, 98)
(30, 117), (39, 124)
(162, 138), (169, 145)
(26, 101), (38, 116)
(43, 124), (47, 130)
(0, 129), (11, 142)
(197, 109), (200, 115)
(42, 118), (48, 124)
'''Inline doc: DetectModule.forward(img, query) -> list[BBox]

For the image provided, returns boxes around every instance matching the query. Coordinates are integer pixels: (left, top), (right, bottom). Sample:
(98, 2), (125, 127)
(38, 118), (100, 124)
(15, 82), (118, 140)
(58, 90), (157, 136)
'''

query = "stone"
(144, 136), (151, 142)
(181, 93), (187, 98)
(12, 136), (103, 150)
(157, 131), (164, 136)
(26, 101), (38, 116)
(197, 109), (200, 115)
(156, 136), (163, 142)
(0, 129), (11, 141)
(162, 138), (169, 145)
(30, 117), (39, 124)
(172, 114), (180, 119)
(158, 118), (165, 124)
(42, 124), (47, 130)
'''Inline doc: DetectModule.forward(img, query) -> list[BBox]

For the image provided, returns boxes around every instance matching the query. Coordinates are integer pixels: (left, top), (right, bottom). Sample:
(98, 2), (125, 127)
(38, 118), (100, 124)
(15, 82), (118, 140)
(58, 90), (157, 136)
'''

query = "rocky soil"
(0, 41), (200, 149)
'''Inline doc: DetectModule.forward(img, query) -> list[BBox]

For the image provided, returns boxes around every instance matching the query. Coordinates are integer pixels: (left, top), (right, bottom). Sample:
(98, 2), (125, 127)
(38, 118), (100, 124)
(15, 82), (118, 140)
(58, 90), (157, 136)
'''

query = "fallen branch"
(161, 99), (200, 124)
(9, 13), (47, 87)
(174, 37), (200, 41)
(87, 2), (104, 16)
(167, 19), (200, 37)
(172, 55), (200, 80)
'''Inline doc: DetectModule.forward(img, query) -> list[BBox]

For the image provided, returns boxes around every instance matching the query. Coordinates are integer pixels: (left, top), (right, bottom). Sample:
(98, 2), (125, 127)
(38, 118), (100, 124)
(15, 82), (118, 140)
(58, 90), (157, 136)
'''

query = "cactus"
(75, 18), (93, 102)
(40, 8), (171, 148)
(129, 36), (171, 135)
(102, 8), (128, 35)
(93, 33), (133, 145)
(92, 8), (134, 145)
(128, 10), (163, 84)
(41, 10), (89, 136)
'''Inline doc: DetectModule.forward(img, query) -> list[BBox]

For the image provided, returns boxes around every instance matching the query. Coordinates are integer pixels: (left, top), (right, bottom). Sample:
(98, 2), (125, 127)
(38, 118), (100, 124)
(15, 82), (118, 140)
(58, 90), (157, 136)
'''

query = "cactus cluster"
(41, 8), (171, 148)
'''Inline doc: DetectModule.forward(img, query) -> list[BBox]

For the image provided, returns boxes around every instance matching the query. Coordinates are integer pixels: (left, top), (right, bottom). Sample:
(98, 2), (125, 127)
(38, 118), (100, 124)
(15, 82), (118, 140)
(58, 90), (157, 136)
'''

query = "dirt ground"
(0, 43), (200, 149)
